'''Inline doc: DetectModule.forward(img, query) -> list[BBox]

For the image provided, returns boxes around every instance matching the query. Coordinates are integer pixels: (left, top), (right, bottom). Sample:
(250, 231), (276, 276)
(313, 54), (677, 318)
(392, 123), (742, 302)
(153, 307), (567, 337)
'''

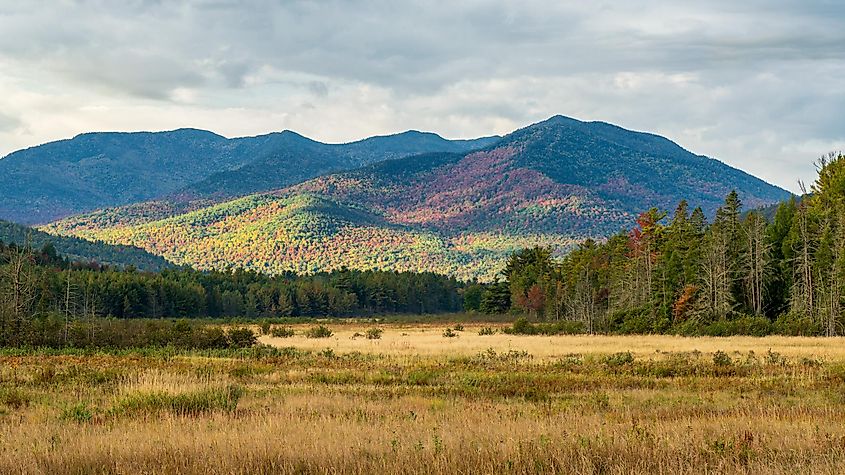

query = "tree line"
(0, 243), (463, 346)
(470, 153), (845, 336)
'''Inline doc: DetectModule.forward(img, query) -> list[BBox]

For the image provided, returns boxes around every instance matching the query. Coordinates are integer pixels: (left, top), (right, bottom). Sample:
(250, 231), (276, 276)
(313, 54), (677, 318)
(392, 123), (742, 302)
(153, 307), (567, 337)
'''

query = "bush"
(774, 313), (822, 336)
(604, 351), (635, 367)
(712, 351), (733, 366)
(442, 328), (458, 338)
(192, 327), (230, 349)
(608, 307), (670, 334)
(478, 326), (496, 336)
(699, 316), (773, 337)
(0, 388), (31, 409)
(61, 403), (94, 423)
(453, 323), (464, 332)
(270, 327), (295, 338)
(502, 317), (584, 335)
(365, 327), (383, 340)
(305, 325), (333, 339)
(260, 320), (272, 335)
(227, 328), (257, 348)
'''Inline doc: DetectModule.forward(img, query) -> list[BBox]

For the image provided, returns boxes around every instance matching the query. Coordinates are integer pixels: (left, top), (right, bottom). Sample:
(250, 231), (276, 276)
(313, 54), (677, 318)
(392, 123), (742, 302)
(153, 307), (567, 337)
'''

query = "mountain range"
(0, 128), (498, 225)
(25, 115), (792, 280)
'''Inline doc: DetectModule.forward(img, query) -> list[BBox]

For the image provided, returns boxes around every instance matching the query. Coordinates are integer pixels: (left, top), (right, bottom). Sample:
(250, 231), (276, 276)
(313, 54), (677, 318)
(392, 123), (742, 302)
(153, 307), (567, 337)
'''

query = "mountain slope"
(178, 131), (499, 199)
(0, 220), (171, 271)
(45, 116), (790, 280)
(292, 116), (789, 235)
(0, 128), (498, 225)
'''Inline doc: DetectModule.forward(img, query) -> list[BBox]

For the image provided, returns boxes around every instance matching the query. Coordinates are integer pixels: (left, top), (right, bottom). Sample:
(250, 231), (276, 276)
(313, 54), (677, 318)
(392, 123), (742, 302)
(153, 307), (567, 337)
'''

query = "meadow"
(3, 322), (845, 474)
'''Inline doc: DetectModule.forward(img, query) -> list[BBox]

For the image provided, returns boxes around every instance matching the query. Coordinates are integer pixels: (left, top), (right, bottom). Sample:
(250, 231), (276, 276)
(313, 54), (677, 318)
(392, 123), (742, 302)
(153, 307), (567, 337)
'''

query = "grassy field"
(3, 323), (845, 474)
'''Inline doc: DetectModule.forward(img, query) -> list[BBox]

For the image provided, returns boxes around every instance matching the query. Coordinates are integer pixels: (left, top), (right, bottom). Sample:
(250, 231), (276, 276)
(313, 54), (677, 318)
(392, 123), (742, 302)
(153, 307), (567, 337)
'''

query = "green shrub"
(260, 320), (272, 335)
(712, 351), (733, 367)
(305, 325), (333, 339)
(604, 351), (635, 367)
(365, 327), (383, 340)
(0, 388), (31, 409)
(506, 317), (534, 335)
(774, 313), (822, 336)
(701, 316), (773, 337)
(453, 324), (464, 332)
(478, 326), (496, 336)
(271, 327), (295, 338)
(609, 307), (670, 334)
(61, 402), (94, 423)
(227, 328), (257, 348)
(442, 328), (458, 338)
(502, 317), (584, 336)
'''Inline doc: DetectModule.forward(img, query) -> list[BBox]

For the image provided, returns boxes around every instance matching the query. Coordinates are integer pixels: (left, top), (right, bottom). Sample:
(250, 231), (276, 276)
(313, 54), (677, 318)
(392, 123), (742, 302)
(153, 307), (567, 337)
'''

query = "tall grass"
(2, 329), (845, 474)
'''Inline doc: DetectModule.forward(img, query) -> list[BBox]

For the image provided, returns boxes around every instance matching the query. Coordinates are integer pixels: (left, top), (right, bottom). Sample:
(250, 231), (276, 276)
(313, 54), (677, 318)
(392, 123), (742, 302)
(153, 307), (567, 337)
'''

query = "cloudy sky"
(1, 0), (843, 192)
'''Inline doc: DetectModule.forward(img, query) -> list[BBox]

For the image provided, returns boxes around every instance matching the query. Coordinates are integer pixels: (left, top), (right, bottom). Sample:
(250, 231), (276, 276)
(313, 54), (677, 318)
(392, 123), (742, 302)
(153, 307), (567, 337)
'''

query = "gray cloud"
(0, 0), (843, 191)
(0, 111), (20, 132)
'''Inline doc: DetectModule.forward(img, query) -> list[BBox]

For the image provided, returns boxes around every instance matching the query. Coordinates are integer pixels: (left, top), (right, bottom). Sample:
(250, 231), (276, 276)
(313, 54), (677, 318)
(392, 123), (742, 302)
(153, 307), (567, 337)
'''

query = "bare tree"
(0, 241), (37, 345)
(743, 213), (770, 315)
(697, 227), (732, 321)
(790, 184), (815, 320)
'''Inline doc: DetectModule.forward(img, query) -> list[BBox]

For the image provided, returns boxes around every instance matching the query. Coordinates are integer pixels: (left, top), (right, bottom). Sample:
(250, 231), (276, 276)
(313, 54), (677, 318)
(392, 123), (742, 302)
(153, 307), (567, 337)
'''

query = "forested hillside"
(0, 220), (171, 271)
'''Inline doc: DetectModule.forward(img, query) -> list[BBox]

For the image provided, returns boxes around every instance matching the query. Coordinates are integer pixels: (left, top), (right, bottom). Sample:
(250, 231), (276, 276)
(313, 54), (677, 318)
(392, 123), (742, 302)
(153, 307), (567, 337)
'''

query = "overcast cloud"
(1, 0), (843, 191)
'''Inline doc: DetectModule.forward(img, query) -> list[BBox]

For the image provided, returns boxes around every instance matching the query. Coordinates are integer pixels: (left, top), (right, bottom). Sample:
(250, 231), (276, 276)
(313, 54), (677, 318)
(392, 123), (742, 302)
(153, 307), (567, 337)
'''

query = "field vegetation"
(2, 325), (845, 474)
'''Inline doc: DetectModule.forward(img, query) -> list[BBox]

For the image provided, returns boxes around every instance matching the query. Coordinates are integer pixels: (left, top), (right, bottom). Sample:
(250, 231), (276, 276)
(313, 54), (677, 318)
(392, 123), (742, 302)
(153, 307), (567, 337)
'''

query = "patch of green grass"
(109, 385), (244, 418)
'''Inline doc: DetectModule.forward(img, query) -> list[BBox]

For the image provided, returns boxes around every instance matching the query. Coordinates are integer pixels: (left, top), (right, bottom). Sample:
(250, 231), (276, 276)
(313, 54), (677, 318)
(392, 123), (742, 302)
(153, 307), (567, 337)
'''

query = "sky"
(0, 1), (843, 192)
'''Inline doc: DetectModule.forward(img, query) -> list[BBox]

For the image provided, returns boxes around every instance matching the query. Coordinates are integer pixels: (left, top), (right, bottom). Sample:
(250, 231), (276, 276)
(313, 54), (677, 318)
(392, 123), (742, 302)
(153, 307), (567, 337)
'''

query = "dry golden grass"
(261, 322), (845, 361)
(3, 325), (845, 474)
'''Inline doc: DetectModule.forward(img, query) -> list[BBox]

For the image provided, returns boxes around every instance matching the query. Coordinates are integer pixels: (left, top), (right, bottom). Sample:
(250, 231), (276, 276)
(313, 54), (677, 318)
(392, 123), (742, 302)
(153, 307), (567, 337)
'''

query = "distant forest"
(473, 153), (845, 337)
(0, 243), (462, 346)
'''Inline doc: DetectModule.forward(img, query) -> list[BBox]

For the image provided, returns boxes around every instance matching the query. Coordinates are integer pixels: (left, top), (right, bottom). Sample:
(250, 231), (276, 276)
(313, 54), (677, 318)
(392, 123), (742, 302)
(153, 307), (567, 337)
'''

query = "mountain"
(0, 128), (498, 225)
(44, 116), (791, 280)
(178, 130), (500, 200)
(0, 220), (171, 271)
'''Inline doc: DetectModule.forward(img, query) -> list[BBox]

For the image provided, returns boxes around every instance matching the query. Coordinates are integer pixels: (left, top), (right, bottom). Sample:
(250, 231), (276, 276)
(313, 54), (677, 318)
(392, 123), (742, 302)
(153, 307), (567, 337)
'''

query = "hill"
(0, 220), (171, 271)
(0, 128), (498, 225)
(44, 116), (790, 280)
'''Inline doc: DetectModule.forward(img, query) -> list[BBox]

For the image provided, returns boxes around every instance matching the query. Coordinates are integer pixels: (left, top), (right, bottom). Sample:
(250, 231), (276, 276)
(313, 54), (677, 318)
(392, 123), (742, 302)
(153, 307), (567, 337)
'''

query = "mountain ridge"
(43, 116), (791, 280)
(0, 127), (499, 225)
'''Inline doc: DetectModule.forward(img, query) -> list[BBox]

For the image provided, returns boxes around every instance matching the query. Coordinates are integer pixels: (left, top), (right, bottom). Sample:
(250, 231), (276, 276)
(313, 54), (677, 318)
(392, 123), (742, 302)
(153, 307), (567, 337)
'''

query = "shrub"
(701, 316), (773, 337)
(609, 307), (670, 334)
(305, 325), (333, 339)
(61, 403), (94, 423)
(502, 317), (584, 336)
(478, 326), (496, 336)
(452, 323), (464, 332)
(713, 351), (733, 367)
(774, 313), (822, 336)
(260, 320), (272, 335)
(271, 327), (295, 338)
(227, 328), (258, 348)
(192, 327), (230, 349)
(365, 327), (383, 340)
(604, 352), (635, 367)
(0, 388), (31, 409)
(442, 328), (458, 338)
(507, 317), (534, 335)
